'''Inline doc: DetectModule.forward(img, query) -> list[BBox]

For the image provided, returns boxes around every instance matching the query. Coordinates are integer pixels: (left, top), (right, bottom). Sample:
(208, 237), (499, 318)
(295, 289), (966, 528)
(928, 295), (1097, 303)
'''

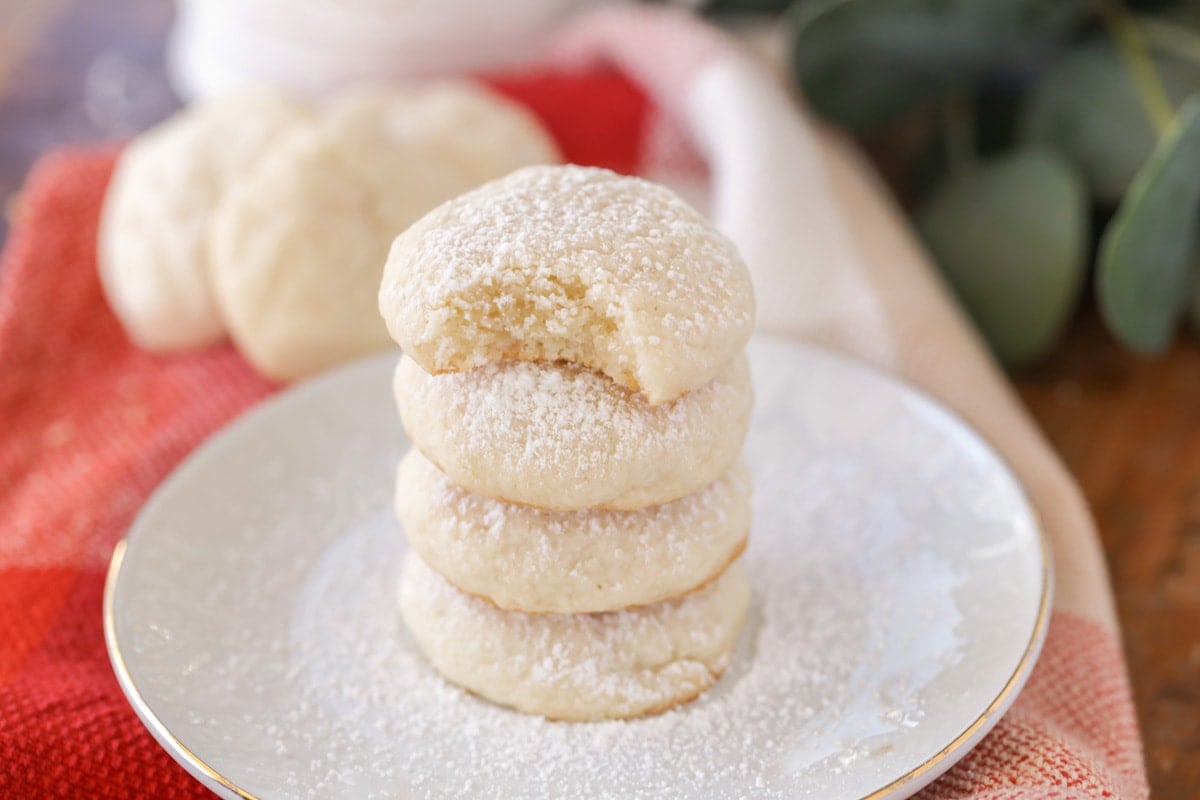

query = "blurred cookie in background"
(98, 90), (310, 352)
(98, 80), (559, 380)
(210, 82), (559, 381)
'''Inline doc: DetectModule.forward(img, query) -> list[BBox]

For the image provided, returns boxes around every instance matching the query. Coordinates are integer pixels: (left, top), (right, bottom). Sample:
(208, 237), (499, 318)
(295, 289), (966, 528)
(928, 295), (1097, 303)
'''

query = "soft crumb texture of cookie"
(393, 352), (753, 510)
(379, 165), (756, 404)
(98, 90), (310, 352)
(399, 551), (751, 721)
(209, 82), (559, 382)
(396, 449), (751, 613)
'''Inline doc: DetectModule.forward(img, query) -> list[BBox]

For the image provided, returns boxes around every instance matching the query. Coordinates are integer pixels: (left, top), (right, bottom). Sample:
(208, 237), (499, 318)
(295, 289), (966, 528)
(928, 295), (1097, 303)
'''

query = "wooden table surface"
(1017, 312), (1200, 798)
(2, 2), (1197, 798)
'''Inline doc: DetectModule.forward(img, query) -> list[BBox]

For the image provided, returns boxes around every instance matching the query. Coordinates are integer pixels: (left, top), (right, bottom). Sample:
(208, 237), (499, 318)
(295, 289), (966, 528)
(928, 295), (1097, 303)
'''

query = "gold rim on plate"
(104, 540), (261, 800)
(103, 513), (1052, 800)
(103, 339), (1055, 800)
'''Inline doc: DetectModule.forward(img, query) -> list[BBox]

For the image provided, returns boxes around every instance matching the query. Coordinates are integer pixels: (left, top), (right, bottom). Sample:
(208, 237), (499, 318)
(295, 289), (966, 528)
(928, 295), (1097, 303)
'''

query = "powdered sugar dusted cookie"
(393, 352), (753, 510)
(210, 83), (558, 381)
(396, 448), (750, 613)
(379, 165), (756, 405)
(399, 550), (750, 721)
(98, 90), (310, 351)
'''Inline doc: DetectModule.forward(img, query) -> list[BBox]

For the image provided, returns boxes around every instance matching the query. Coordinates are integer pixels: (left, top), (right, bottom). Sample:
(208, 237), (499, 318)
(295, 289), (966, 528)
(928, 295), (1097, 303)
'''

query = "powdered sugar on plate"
(108, 338), (1047, 800)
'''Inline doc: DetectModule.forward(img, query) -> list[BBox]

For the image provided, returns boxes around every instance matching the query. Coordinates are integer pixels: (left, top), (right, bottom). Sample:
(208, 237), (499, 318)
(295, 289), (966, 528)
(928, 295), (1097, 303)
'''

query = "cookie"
(327, 84), (560, 190)
(209, 83), (558, 381)
(98, 90), (310, 351)
(393, 352), (753, 510)
(379, 165), (756, 405)
(399, 550), (750, 720)
(396, 448), (750, 613)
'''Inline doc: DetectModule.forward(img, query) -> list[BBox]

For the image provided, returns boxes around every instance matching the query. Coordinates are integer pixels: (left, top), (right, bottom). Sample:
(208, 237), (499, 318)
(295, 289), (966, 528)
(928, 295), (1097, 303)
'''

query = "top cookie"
(379, 165), (756, 404)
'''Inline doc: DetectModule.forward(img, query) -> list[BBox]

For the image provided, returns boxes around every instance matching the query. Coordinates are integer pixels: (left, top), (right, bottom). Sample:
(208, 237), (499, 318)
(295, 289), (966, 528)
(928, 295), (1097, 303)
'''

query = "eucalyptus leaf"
(917, 149), (1088, 366)
(1020, 39), (1200, 204)
(1097, 96), (1200, 353)
(787, 0), (1091, 133)
(1130, 0), (1185, 10)
(704, 0), (796, 13)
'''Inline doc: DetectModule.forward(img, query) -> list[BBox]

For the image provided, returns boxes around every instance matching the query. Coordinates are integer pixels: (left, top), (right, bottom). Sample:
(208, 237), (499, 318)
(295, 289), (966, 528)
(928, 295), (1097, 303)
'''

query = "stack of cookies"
(378, 165), (757, 721)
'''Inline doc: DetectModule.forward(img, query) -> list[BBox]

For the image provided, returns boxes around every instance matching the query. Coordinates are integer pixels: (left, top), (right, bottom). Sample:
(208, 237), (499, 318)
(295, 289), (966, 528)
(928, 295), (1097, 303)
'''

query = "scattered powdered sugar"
(394, 447), (750, 611)
(121, 342), (1043, 799)
(411, 447), (746, 541)
(275, 347), (1009, 799)
(286, 501), (869, 800)
(397, 548), (748, 717)
(403, 353), (746, 469)
(380, 165), (756, 403)
(400, 166), (750, 325)
(394, 352), (752, 509)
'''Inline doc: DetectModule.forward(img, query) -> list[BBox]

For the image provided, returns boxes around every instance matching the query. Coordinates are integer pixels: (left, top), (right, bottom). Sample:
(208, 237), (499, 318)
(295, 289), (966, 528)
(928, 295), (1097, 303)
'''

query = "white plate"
(105, 336), (1050, 800)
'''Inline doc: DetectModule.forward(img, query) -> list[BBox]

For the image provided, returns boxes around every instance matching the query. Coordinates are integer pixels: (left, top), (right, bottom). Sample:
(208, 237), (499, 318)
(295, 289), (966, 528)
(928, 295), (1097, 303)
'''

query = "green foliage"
(706, 0), (797, 13)
(917, 150), (1089, 365)
(1097, 96), (1200, 352)
(787, 0), (1090, 134)
(778, 0), (1200, 362)
(1020, 39), (1200, 203)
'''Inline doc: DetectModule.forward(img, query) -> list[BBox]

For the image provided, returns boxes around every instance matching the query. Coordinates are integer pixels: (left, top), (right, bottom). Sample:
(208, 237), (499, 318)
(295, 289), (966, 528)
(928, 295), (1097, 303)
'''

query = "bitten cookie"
(399, 551), (751, 721)
(396, 448), (751, 613)
(379, 165), (756, 404)
(98, 90), (310, 351)
(393, 352), (753, 510)
(210, 83), (559, 381)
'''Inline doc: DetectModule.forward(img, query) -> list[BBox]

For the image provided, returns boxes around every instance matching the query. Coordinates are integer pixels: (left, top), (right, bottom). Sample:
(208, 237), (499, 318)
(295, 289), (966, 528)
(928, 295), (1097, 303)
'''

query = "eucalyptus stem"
(1140, 17), (1200, 65)
(942, 92), (976, 173)
(1102, 0), (1176, 136)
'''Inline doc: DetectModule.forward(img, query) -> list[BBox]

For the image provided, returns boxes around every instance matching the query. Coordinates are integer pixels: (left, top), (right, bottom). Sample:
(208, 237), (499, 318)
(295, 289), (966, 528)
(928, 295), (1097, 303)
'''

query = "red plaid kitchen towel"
(0, 7), (1147, 798)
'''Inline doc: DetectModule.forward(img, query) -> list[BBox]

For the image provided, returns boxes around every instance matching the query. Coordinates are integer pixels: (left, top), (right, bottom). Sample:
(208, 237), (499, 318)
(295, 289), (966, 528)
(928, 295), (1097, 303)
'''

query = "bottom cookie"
(399, 551), (750, 721)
